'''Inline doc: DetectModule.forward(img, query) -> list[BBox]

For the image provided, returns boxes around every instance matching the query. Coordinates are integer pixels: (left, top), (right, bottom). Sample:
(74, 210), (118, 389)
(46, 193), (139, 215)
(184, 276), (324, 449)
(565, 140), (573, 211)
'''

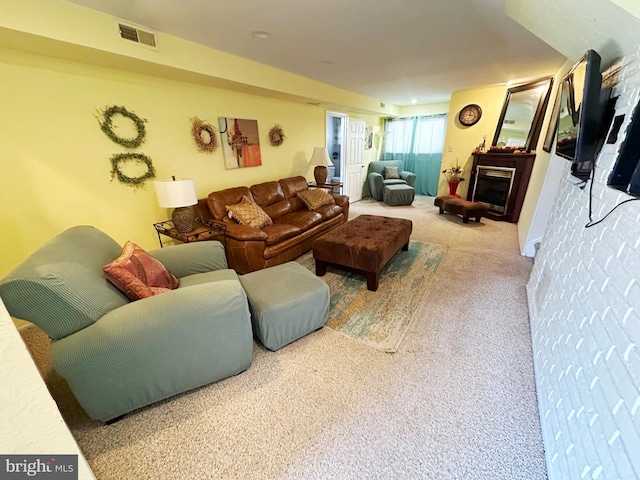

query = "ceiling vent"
(118, 22), (157, 49)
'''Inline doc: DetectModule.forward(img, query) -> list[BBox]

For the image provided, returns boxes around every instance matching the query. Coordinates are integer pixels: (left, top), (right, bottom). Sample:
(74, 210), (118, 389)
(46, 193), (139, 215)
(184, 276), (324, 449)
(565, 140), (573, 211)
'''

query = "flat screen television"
(555, 50), (603, 179)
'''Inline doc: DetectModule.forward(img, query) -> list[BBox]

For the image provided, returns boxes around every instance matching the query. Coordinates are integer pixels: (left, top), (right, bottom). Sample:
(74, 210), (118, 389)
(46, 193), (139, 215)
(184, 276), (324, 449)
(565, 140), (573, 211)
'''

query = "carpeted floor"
(22, 195), (546, 479)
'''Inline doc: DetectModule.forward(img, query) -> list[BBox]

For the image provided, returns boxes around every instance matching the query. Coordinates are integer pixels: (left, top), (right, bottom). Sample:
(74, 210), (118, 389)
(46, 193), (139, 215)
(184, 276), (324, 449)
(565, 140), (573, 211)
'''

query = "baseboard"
(522, 236), (542, 258)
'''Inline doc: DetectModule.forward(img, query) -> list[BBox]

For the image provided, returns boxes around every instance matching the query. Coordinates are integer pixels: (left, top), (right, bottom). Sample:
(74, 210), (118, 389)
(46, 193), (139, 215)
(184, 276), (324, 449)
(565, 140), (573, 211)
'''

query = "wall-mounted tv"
(555, 50), (603, 180)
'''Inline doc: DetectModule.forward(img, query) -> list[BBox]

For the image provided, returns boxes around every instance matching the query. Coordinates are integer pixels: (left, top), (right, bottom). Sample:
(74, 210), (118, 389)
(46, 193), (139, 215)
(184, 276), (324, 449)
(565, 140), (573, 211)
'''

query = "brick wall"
(527, 47), (640, 479)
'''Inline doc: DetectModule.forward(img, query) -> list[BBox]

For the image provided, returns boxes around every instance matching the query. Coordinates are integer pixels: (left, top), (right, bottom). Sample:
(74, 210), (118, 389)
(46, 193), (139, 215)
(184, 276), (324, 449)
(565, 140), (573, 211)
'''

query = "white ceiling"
(65, 0), (567, 106)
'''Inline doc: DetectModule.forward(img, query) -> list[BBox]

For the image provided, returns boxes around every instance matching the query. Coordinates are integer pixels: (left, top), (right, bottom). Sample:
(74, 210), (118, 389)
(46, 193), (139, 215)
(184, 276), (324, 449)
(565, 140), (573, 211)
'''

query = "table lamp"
(309, 147), (333, 185)
(154, 177), (198, 233)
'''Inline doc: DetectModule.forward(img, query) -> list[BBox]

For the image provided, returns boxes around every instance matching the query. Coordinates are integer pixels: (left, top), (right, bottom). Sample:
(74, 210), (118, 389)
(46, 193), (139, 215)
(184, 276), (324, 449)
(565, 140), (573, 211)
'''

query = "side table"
(153, 219), (225, 248)
(307, 181), (343, 194)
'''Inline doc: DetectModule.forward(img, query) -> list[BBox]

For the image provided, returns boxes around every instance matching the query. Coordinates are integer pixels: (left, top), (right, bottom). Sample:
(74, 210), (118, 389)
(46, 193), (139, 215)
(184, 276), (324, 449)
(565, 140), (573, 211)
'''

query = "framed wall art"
(218, 117), (262, 169)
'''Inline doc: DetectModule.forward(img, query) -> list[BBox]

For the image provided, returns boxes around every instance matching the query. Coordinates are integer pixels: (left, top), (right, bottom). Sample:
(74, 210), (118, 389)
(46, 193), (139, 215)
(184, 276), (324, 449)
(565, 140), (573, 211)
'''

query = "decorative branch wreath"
(98, 105), (147, 149)
(191, 117), (218, 153)
(269, 124), (286, 146)
(110, 152), (156, 188)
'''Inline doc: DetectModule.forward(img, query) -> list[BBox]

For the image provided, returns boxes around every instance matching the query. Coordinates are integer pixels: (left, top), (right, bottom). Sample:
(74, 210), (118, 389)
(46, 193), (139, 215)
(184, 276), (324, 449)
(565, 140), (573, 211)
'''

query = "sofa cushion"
(250, 181), (285, 206)
(103, 241), (180, 301)
(207, 186), (252, 221)
(227, 195), (273, 228)
(262, 199), (293, 220)
(297, 189), (336, 210)
(279, 176), (309, 199)
(314, 203), (343, 221)
(275, 210), (323, 231)
(262, 224), (302, 246)
(383, 166), (400, 179)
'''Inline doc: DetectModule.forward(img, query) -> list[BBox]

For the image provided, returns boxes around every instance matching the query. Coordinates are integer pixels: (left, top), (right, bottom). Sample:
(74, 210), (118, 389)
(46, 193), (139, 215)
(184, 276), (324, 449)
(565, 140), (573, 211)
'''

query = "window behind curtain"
(382, 114), (447, 196)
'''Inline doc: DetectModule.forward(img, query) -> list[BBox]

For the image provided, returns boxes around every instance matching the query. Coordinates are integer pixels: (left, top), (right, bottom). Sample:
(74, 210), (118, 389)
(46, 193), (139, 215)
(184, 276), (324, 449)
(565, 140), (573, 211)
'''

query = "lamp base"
(314, 165), (328, 185)
(172, 206), (195, 233)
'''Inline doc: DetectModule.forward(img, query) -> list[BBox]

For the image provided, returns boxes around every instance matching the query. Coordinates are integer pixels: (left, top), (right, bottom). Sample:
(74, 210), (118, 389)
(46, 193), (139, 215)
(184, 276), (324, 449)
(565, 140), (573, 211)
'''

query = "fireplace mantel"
(467, 152), (536, 223)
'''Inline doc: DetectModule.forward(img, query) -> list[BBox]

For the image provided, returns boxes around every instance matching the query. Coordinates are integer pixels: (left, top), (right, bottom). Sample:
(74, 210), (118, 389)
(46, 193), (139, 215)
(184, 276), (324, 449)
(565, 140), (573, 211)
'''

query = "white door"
(346, 118), (365, 202)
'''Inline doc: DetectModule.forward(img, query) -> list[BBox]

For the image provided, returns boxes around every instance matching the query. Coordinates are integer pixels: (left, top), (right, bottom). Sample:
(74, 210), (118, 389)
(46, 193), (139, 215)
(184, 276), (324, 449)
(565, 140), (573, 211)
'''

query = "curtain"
(381, 114), (447, 196)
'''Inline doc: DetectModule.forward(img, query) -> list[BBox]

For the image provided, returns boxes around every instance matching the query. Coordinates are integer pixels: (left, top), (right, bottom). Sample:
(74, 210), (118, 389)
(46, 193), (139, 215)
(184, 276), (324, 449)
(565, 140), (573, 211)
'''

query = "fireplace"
(472, 166), (516, 214)
(467, 152), (536, 223)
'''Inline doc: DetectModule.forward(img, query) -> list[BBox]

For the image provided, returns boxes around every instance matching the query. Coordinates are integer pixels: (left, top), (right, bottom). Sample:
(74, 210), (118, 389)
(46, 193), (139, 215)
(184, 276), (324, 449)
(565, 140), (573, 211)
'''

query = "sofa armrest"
(224, 223), (268, 242)
(400, 171), (416, 187)
(148, 241), (227, 277)
(367, 172), (384, 200)
(51, 279), (253, 421)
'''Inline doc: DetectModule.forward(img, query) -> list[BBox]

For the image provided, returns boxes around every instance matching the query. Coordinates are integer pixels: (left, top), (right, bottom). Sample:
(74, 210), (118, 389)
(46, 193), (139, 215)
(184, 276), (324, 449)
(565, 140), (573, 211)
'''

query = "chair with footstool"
(0, 226), (254, 422)
(367, 160), (416, 206)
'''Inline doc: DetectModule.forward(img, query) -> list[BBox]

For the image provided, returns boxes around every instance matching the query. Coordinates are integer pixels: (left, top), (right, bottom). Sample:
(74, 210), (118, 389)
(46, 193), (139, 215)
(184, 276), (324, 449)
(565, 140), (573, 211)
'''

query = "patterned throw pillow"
(297, 189), (336, 210)
(383, 166), (400, 179)
(226, 195), (273, 228)
(103, 241), (180, 301)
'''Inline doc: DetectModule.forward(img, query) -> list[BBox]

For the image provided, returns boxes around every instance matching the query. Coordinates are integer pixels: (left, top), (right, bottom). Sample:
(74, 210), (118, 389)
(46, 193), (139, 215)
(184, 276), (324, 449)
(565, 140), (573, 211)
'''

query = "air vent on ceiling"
(118, 22), (157, 49)
(504, 119), (516, 125)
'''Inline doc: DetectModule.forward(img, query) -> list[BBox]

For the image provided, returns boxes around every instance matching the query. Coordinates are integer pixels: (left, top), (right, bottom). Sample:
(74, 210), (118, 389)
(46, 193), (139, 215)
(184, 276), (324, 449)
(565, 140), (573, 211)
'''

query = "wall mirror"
(492, 77), (553, 152)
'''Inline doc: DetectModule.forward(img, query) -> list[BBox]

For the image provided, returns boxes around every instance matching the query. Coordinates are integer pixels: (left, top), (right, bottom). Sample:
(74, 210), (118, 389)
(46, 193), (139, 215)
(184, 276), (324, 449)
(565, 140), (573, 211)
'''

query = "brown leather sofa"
(195, 176), (349, 274)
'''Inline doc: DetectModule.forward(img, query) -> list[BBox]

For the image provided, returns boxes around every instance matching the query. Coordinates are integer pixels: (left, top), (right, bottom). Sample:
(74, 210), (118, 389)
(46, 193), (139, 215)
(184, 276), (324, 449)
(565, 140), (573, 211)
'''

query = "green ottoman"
(383, 184), (415, 206)
(239, 262), (330, 351)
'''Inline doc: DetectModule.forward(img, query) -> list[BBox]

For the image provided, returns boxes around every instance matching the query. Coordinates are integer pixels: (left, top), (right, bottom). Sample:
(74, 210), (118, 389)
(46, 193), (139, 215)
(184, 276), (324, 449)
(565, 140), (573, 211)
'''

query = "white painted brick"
(528, 47), (640, 480)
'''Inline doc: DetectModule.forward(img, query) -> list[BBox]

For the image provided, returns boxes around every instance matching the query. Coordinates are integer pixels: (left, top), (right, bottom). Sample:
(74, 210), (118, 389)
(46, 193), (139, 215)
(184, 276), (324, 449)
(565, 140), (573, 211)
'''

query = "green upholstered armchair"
(367, 160), (416, 201)
(0, 226), (253, 422)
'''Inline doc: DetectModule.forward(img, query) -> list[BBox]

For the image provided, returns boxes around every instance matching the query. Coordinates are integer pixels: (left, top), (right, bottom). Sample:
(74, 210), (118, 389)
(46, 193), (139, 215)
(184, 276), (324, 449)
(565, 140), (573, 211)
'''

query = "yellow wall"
(0, 46), (360, 277)
(440, 85), (508, 199)
(517, 59), (575, 251)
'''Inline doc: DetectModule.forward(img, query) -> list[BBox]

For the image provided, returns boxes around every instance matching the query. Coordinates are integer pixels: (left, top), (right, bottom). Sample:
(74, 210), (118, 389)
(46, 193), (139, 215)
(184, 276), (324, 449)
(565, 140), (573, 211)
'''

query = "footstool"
(434, 195), (489, 223)
(383, 184), (415, 206)
(239, 262), (329, 351)
(313, 215), (412, 291)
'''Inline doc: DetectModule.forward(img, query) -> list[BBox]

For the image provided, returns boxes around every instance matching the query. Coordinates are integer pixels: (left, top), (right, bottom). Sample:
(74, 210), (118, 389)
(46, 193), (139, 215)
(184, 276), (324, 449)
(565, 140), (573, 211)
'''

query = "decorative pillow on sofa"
(103, 241), (180, 301)
(297, 189), (336, 210)
(383, 166), (400, 179)
(226, 195), (273, 228)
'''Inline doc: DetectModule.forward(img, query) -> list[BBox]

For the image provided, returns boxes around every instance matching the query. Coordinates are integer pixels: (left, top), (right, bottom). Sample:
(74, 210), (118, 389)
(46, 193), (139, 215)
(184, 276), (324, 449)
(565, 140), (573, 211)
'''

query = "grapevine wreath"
(99, 105), (146, 149)
(269, 124), (286, 146)
(110, 152), (156, 188)
(191, 117), (218, 153)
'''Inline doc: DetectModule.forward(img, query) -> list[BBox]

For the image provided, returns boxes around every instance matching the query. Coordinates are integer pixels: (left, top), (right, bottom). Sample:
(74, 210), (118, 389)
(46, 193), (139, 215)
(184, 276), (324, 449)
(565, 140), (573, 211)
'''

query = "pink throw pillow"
(103, 241), (179, 301)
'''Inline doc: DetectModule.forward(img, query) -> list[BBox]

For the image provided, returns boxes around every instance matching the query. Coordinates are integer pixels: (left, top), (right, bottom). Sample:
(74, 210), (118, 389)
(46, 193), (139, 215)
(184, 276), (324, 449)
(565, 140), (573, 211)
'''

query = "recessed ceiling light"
(410, 99), (418, 104)
(252, 30), (271, 39)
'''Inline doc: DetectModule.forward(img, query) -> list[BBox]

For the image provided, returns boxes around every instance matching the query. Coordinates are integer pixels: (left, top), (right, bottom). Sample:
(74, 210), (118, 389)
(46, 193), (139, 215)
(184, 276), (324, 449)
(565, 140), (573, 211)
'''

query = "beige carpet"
(21, 196), (545, 479)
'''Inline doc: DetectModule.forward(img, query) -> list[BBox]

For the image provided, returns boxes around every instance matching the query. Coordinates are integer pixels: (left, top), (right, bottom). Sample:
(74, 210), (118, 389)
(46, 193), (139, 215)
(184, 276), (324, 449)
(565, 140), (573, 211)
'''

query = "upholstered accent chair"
(0, 226), (253, 422)
(367, 160), (416, 201)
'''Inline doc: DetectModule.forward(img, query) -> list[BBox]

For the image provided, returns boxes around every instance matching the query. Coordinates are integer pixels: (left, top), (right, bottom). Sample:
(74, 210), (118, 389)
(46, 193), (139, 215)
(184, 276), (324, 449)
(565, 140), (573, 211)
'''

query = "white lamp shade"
(154, 178), (197, 208)
(377, 131), (390, 138)
(308, 147), (333, 167)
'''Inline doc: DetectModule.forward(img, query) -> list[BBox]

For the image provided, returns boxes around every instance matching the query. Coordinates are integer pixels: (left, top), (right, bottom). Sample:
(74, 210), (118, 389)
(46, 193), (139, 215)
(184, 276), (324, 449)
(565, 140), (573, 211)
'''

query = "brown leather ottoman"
(434, 195), (489, 223)
(312, 214), (412, 291)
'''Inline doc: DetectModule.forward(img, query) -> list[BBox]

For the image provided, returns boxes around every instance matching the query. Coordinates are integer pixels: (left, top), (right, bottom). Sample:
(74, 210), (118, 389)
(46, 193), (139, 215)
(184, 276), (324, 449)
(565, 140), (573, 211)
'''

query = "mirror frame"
(492, 77), (553, 152)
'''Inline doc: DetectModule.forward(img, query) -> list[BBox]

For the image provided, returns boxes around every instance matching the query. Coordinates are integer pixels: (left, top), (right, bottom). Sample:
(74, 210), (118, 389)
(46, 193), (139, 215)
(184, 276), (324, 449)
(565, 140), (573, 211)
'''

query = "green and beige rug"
(298, 241), (447, 352)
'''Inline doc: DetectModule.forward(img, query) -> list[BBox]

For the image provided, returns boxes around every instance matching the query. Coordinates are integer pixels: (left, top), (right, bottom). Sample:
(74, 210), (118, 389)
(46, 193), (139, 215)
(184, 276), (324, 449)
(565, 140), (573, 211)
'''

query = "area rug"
(297, 241), (447, 352)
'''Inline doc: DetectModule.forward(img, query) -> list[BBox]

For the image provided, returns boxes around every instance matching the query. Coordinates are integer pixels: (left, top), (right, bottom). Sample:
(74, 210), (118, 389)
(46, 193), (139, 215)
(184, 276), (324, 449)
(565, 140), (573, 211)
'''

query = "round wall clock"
(459, 104), (482, 126)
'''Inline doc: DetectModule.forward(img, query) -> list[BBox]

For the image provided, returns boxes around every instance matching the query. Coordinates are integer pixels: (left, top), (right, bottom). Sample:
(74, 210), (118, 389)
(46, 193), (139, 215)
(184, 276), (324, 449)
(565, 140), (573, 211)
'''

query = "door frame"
(326, 111), (349, 194)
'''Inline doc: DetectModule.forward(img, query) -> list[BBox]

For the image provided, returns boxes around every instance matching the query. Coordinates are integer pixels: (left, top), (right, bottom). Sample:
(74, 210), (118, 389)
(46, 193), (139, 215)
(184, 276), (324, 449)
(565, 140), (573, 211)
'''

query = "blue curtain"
(381, 114), (447, 196)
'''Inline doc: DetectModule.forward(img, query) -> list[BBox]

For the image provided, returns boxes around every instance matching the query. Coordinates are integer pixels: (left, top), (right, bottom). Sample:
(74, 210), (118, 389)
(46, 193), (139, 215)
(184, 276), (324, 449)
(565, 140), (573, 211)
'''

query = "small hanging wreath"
(191, 117), (218, 153)
(110, 152), (156, 188)
(269, 124), (286, 146)
(98, 105), (147, 149)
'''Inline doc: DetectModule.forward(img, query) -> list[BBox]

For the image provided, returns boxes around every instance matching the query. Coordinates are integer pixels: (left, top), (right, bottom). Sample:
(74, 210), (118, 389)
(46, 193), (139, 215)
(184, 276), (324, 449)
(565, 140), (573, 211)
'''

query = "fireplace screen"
(472, 166), (516, 214)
